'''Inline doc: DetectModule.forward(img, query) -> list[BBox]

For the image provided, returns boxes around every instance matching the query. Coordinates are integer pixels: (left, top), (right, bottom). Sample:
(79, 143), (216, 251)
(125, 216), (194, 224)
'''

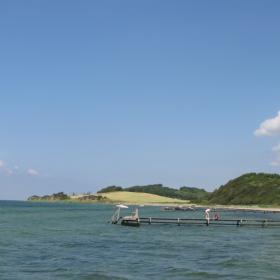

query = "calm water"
(0, 201), (280, 280)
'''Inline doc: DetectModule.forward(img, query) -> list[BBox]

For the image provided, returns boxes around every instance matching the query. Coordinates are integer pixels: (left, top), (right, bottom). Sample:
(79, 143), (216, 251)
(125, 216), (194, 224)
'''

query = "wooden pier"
(119, 217), (280, 227)
(111, 205), (280, 227)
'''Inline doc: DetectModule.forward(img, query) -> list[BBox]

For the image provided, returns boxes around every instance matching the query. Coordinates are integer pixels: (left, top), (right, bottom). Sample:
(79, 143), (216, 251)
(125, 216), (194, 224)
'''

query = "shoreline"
(25, 199), (280, 212)
(123, 202), (280, 212)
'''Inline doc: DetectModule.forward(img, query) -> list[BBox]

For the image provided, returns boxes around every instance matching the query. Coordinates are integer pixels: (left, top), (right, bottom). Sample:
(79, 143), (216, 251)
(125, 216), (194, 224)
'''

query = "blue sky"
(1, 1), (280, 199)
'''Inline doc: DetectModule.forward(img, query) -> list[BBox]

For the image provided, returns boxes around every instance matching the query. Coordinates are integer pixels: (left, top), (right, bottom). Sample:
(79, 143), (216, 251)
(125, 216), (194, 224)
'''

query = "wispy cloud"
(13, 165), (19, 171)
(254, 111), (280, 136)
(270, 143), (280, 166)
(27, 168), (39, 176)
(0, 160), (14, 176)
(0, 160), (41, 177)
(255, 111), (280, 166)
(270, 161), (280, 167)
(5, 169), (13, 176)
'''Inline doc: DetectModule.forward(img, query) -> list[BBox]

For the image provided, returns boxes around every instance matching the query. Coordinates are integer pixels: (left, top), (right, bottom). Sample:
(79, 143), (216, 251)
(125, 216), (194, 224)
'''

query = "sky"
(1, 0), (280, 199)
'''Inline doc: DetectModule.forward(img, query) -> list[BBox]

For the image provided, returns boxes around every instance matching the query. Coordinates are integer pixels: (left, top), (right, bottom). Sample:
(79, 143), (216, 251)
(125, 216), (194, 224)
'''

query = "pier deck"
(120, 217), (280, 227)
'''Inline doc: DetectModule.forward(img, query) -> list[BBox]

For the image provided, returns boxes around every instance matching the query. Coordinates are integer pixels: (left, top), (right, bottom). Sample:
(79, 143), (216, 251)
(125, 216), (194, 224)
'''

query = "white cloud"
(27, 168), (39, 176)
(0, 161), (14, 176)
(0, 161), (41, 177)
(270, 161), (280, 166)
(5, 168), (13, 176)
(272, 143), (280, 152)
(255, 111), (280, 136)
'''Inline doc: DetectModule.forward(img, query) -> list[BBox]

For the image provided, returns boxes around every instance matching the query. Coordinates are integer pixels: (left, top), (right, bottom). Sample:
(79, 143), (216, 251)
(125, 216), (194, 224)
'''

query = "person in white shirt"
(205, 208), (211, 226)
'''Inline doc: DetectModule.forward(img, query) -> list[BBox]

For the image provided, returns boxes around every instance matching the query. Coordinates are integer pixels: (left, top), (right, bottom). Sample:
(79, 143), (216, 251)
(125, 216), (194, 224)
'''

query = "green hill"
(209, 173), (280, 205)
(98, 191), (189, 204)
(98, 184), (210, 202)
(126, 184), (209, 202)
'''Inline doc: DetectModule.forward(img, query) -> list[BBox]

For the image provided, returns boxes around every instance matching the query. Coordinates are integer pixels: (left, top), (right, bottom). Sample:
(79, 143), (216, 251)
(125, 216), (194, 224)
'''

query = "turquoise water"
(1, 201), (280, 280)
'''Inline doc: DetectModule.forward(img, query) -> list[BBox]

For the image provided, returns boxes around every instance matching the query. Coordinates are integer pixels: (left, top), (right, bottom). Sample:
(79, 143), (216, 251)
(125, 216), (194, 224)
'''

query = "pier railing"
(135, 217), (280, 227)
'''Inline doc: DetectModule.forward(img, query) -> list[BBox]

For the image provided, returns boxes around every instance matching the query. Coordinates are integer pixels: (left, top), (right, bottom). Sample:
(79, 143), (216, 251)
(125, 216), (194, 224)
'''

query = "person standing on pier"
(205, 208), (211, 226)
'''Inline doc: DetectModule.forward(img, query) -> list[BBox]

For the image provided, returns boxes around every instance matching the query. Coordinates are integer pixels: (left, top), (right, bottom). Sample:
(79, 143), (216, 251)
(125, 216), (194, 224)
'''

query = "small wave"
(81, 272), (129, 280)
(166, 268), (228, 279)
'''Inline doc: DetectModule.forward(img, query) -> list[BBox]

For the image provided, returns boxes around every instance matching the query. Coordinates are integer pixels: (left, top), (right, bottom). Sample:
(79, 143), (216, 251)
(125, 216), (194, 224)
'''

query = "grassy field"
(98, 191), (189, 204)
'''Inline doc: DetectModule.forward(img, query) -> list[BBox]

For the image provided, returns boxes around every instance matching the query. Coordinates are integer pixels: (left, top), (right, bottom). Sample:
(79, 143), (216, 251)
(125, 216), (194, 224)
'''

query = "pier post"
(236, 219), (243, 226)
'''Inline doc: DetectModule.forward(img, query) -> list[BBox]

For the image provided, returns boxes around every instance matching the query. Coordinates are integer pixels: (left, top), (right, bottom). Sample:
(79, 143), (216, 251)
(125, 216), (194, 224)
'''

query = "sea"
(0, 201), (280, 280)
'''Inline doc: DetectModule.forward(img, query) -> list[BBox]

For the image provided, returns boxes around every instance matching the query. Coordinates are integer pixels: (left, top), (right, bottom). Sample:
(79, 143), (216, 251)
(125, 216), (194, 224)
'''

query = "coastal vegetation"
(97, 186), (123, 193)
(28, 192), (70, 201)
(28, 173), (280, 206)
(97, 184), (209, 203)
(28, 192), (106, 202)
(209, 173), (280, 205)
